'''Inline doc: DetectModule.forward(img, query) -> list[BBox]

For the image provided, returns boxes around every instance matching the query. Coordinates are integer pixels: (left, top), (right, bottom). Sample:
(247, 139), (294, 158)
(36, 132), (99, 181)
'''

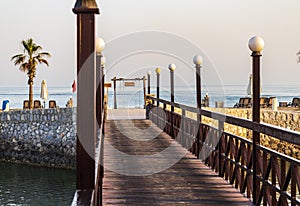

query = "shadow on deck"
(103, 113), (252, 205)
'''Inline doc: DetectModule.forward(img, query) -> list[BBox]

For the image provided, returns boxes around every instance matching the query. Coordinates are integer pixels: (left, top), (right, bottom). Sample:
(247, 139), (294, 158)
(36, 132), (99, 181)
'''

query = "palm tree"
(11, 38), (51, 109)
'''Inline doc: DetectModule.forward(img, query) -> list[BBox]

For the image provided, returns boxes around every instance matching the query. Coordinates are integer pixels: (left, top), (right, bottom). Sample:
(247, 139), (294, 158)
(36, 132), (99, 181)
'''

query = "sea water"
(105, 84), (300, 109)
(0, 162), (75, 206)
(0, 85), (299, 109)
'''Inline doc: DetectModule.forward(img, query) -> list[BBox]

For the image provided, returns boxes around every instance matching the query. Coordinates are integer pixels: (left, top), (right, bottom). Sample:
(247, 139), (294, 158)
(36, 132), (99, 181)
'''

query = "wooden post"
(113, 77), (117, 109)
(73, 0), (99, 191)
(156, 68), (160, 107)
(99, 56), (105, 120)
(155, 68), (160, 126)
(143, 76), (146, 108)
(146, 72), (151, 119)
(196, 64), (202, 159)
(248, 36), (264, 204)
(147, 71), (151, 95)
(252, 51), (262, 204)
(96, 54), (103, 126)
(181, 109), (186, 148)
(218, 120), (224, 177)
(169, 64), (175, 139)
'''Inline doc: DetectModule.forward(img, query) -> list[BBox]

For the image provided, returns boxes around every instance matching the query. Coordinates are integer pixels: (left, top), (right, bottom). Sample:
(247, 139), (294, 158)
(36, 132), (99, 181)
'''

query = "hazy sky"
(1, 0), (300, 88)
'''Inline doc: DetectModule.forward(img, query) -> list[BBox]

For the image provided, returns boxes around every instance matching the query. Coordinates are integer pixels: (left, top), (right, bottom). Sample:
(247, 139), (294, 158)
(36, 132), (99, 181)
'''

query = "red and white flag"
(72, 80), (76, 93)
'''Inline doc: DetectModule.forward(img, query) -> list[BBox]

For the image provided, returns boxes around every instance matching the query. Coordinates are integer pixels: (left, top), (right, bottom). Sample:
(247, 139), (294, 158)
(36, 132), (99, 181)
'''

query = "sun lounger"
(234, 97), (251, 108)
(243, 97), (252, 108)
(268, 97), (276, 108)
(234, 98), (244, 108)
(49, 100), (57, 108)
(290, 97), (300, 107)
(34, 100), (42, 109)
(260, 97), (269, 108)
(279, 102), (288, 107)
(23, 100), (30, 109)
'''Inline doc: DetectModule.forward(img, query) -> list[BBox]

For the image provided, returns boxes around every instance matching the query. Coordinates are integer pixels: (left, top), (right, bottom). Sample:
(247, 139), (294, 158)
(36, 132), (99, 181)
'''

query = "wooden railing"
(72, 111), (105, 206)
(148, 96), (300, 205)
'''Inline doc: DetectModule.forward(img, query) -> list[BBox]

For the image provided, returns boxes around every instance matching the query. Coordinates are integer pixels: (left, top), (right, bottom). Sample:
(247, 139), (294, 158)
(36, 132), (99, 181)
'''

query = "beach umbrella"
(247, 74), (252, 96)
(40, 80), (48, 108)
(247, 74), (262, 96)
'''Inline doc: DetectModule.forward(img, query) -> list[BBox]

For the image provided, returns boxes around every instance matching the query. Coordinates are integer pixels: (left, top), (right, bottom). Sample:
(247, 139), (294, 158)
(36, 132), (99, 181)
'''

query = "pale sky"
(1, 0), (300, 88)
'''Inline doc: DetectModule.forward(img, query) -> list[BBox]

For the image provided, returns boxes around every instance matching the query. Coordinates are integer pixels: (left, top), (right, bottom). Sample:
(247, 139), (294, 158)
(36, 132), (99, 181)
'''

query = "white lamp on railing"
(248, 35), (264, 204)
(96, 37), (105, 125)
(193, 55), (203, 158)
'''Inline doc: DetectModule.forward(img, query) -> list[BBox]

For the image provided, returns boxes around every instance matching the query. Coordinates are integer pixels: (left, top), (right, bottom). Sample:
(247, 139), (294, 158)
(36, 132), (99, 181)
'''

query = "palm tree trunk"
(29, 81), (34, 109)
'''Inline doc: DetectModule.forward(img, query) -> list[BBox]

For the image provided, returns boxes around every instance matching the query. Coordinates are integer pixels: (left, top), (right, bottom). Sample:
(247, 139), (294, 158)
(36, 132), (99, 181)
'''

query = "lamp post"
(248, 36), (264, 204)
(155, 68), (161, 107)
(169, 63), (176, 139)
(101, 57), (106, 117)
(147, 71), (151, 95)
(96, 37), (105, 126)
(73, 0), (99, 191)
(193, 55), (203, 158)
(113, 77), (117, 109)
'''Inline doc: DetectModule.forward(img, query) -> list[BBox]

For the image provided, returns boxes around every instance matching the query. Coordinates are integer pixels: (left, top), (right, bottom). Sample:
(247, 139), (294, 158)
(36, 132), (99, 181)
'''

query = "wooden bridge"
(102, 117), (252, 205)
(73, 101), (300, 206)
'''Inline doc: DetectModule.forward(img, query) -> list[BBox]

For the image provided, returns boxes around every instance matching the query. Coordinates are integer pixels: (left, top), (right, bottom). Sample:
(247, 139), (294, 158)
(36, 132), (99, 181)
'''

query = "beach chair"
(2, 100), (9, 111)
(34, 100), (42, 109)
(291, 97), (300, 107)
(268, 97), (276, 108)
(49, 100), (57, 108)
(260, 97), (269, 108)
(279, 102), (288, 107)
(23, 100), (30, 109)
(236, 98), (245, 108)
(242, 97), (251, 108)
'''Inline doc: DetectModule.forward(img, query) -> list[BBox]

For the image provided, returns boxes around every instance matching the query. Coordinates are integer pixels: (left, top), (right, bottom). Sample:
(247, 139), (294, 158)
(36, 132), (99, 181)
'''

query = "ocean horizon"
(0, 84), (299, 109)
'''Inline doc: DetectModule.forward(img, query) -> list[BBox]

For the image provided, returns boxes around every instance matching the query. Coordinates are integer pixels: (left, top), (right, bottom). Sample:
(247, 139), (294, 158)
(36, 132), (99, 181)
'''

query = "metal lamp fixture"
(155, 67), (161, 74)
(168, 63), (176, 72)
(193, 55), (203, 158)
(96, 37), (105, 55)
(248, 36), (264, 53)
(193, 55), (203, 66)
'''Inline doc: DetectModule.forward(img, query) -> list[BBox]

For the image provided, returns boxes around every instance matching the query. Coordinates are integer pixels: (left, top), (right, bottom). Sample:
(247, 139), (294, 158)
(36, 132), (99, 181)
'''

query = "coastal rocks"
(0, 108), (76, 169)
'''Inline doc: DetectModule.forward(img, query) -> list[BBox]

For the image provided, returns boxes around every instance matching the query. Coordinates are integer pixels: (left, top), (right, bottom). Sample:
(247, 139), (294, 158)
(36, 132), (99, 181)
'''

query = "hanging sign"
(124, 82), (135, 87)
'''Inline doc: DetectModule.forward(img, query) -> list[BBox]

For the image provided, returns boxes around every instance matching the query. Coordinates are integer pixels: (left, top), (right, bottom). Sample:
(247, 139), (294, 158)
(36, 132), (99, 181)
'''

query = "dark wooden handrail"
(148, 96), (300, 145)
(148, 96), (300, 205)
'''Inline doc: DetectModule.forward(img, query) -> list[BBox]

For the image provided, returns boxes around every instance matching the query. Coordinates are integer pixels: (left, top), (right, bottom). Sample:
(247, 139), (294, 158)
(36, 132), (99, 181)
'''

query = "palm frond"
(22, 40), (30, 54)
(13, 55), (26, 66)
(20, 62), (29, 72)
(37, 58), (49, 66)
(33, 45), (42, 52)
(38, 52), (51, 58)
(11, 54), (25, 62)
(11, 54), (27, 66)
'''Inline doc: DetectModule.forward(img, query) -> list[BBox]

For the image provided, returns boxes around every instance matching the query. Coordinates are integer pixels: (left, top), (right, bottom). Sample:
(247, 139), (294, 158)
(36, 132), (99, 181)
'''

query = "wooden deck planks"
(102, 120), (252, 205)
